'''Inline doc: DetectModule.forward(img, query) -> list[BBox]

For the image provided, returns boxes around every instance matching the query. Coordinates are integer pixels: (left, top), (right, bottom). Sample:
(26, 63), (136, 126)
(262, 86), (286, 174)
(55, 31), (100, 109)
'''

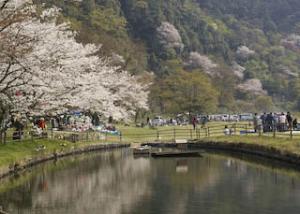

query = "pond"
(0, 149), (300, 214)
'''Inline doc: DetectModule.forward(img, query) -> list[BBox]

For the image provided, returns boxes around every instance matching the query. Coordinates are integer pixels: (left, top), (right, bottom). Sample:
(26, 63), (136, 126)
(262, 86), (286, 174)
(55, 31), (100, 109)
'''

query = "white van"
(152, 116), (164, 126)
(239, 113), (253, 121)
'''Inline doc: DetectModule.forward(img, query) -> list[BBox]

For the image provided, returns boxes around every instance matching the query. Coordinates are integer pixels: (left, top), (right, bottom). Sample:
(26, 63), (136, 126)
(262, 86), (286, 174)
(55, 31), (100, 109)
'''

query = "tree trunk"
(0, 130), (7, 144)
(134, 109), (140, 124)
(3, 131), (6, 144)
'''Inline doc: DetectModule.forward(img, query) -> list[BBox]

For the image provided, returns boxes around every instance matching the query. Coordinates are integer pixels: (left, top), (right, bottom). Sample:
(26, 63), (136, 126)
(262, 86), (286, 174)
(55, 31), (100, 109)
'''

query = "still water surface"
(0, 149), (300, 214)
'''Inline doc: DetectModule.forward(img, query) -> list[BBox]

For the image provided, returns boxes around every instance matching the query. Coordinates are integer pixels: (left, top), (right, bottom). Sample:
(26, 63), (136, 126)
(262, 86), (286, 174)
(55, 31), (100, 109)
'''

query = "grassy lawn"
(0, 138), (112, 168)
(119, 125), (196, 143)
(118, 121), (251, 143)
(201, 135), (300, 155)
(118, 122), (300, 156)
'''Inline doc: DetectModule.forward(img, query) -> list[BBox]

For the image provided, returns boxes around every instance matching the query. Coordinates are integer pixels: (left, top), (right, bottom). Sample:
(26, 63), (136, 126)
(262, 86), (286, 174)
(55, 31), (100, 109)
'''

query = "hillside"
(36, 0), (300, 114)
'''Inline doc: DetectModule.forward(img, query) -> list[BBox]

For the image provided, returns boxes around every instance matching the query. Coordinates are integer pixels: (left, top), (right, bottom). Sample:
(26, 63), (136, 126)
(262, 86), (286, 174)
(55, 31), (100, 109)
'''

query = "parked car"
(152, 116), (165, 126)
(221, 114), (230, 121)
(229, 115), (239, 122)
(239, 113), (253, 121)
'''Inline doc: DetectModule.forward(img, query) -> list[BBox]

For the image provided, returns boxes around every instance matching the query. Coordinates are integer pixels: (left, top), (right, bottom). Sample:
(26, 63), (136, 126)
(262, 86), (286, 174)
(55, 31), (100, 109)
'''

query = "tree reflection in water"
(0, 151), (300, 214)
(0, 150), (152, 214)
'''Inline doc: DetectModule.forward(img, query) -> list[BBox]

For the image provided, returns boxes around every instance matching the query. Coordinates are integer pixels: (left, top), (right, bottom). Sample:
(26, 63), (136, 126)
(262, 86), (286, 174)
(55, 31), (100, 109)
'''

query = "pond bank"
(189, 141), (300, 165)
(0, 143), (130, 179)
(142, 138), (300, 166)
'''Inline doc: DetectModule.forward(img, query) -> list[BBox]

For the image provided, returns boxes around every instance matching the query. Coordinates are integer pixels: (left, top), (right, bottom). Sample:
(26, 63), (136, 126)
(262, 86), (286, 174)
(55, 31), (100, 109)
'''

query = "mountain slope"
(37, 0), (300, 114)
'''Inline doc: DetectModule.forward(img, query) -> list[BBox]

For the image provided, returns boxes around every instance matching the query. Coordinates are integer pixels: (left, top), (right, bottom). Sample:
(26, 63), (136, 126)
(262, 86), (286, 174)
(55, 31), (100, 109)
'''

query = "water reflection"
(176, 159), (188, 173)
(0, 150), (300, 214)
(0, 150), (152, 214)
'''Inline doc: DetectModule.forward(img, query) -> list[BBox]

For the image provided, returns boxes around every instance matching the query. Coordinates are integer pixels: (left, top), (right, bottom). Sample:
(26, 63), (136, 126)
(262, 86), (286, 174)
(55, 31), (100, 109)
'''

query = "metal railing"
(121, 123), (300, 143)
(1, 123), (299, 144)
(0, 129), (122, 144)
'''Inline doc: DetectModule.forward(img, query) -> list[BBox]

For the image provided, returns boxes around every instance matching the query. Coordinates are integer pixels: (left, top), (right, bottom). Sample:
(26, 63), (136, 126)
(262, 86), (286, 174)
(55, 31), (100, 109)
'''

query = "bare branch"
(0, 0), (10, 11)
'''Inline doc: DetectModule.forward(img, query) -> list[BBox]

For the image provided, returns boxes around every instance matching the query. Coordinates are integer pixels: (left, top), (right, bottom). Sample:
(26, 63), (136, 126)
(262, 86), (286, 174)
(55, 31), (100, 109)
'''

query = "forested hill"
(37, 0), (300, 114)
(198, 0), (300, 33)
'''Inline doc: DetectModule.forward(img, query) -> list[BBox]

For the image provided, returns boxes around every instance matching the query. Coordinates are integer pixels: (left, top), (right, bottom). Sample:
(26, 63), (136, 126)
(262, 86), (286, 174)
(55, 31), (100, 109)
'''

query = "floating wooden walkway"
(151, 151), (202, 158)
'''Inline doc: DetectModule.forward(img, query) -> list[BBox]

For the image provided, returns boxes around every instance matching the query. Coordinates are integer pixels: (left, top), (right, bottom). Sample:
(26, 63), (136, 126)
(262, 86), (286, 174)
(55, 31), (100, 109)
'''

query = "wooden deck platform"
(151, 151), (202, 158)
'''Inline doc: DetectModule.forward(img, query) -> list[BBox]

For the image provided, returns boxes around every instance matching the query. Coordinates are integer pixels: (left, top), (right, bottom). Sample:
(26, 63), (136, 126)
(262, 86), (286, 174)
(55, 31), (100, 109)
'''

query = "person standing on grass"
(201, 115), (208, 128)
(266, 113), (275, 132)
(147, 117), (150, 125)
(279, 113), (286, 132)
(260, 112), (267, 132)
(286, 112), (293, 130)
(192, 117), (197, 130)
(253, 113), (259, 133)
(38, 118), (46, 130)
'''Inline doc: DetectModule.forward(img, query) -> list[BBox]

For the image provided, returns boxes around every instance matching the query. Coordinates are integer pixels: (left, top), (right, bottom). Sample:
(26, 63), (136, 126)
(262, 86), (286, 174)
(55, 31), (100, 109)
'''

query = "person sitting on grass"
(293, 118), (298, 131)
(224, 125), (232, 136)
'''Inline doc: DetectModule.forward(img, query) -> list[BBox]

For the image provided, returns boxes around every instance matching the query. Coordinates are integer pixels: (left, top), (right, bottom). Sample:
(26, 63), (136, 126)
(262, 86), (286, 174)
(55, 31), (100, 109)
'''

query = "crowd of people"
(7, 111), (118, 140)
(253, 112), (298, 133)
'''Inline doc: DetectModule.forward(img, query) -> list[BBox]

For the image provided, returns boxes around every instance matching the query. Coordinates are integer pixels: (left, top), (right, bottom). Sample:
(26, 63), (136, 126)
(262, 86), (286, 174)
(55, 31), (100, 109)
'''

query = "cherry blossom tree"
(231, 62), (245, 79)
(236, 45), (255, 59)
(157, 22), (184, 51)
(237, 78), (267, 95)
(0, 0), (35, 140)
(185, 52), (218, 76)
(0, 0), (149, 140)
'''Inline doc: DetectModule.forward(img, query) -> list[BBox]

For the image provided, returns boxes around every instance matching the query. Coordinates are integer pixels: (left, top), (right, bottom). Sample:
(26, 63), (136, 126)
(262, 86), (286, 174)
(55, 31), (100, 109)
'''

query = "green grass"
(0, 138), (111, 168)
(202, 135), (300, 155)
(118, 121), (250, 143)
(118, 122), (300, 156)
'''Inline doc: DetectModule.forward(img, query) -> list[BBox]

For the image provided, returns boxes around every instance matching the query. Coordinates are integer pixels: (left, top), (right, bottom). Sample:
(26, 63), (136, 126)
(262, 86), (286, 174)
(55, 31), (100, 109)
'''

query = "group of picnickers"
(253, 112), (298, 133)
